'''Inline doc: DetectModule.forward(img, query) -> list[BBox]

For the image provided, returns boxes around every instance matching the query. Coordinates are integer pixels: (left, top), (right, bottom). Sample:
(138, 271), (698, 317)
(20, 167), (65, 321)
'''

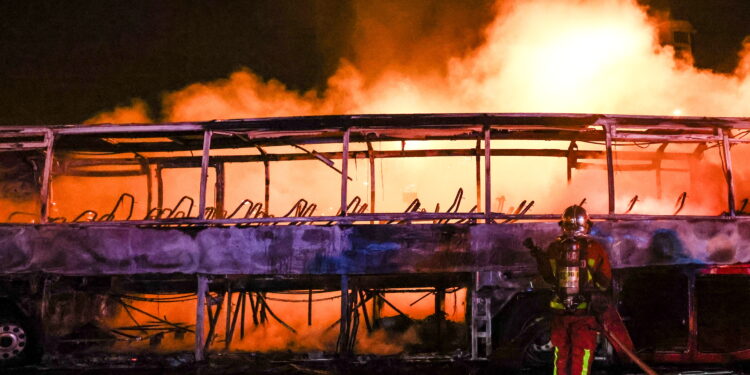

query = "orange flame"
(88, 0), (750, 122)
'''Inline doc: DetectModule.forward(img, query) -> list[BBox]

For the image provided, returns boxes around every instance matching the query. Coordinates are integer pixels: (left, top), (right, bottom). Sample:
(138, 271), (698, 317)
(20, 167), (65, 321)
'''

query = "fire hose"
(597, 318), (659, 375)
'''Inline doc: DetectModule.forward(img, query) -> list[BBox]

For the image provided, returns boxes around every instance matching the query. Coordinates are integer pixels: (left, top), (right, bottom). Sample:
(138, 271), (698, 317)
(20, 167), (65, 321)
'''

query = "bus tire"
(0, 308), (34, 367)
(490, 314), (553, 372)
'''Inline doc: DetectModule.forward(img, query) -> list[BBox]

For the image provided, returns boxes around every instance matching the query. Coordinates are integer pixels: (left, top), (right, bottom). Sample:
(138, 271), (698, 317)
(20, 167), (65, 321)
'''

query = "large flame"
(91, 0), (750, 121)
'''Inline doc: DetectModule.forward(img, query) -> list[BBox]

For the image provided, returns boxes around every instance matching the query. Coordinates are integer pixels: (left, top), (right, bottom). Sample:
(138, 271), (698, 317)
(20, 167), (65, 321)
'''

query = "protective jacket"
(533, 235), (611, 312)
(530, 235), (614, 375)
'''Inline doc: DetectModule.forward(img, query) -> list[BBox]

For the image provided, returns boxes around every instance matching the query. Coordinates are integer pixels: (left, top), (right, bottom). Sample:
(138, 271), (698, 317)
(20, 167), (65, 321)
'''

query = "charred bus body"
(1, 113), (750, 369)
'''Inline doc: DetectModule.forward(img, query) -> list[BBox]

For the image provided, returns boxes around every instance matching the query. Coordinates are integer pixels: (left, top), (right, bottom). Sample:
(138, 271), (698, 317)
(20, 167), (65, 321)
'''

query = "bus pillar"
(435, 287), (445, 352)
(195, 274), (209, 362)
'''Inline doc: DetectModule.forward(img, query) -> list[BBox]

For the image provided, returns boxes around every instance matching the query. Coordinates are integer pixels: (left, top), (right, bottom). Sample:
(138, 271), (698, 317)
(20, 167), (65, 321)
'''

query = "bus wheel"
(520, 317), (554, 368)
(491, 315), (553, 371)
(0, 314), (31, 367)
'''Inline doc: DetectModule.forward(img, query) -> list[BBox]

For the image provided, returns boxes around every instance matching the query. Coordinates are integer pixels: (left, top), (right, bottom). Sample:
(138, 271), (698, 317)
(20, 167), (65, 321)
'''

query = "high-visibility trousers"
(551, 314), (598, 375)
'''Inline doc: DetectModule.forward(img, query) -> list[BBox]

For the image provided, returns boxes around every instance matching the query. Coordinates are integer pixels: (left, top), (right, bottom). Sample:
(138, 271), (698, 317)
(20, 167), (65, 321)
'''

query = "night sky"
(1, 0), (750, 125)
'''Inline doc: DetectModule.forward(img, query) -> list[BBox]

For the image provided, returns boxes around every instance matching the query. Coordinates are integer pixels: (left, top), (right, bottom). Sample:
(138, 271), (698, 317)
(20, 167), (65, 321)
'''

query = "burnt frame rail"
(4, 112), (748, 225)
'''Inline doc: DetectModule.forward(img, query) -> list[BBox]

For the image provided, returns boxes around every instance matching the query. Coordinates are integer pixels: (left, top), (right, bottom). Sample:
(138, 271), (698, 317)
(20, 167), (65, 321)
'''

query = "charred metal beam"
(337, 274), (349, 354)
(378, 294), (413, 322)
(567, 140), (578, 183)
(204, 291), (224, 352)
(240, 291), (246, 339)
(604, 122), (616, 215)
(40, 130), (54, 223)
(307, 288), (313, 327)
(576, 162), (686, 172)
(153, 127), (740, 150)
(115, 298), (193, 333)
(41, 113), (745, 137)
(720, 129), (736, 217)
(30, 210), (743, 227)
(0, 130), (50, 138)
(248, 293), (259, 326)
(56, 124), (205, 135)
(359, 289), (371, 333)
(224, 279), (232, 350)
(435, 287), (445, 352)
(674, 192), (688, 215)
(60, 147), (699, 171)
(409, 292), (433, 306)
(156, 165), (164, 210)
(655, 143), (668, 199)
(347, 288), (359, 353)
(624, 195), (639, 214)
(255, 293), (296, 333)
(198, 130), (212, 220)
(62, 170), (144, 177)
(371, 292), (383, 326)
(259, 292), (267, 323)
(138, 156), (153, 213)
(0, 141), (48, 151)
(195, 275), (208, 361)
(215, 164), (226, 219)
(291, 143), (352, 180)
(475, 140), (481, 213)
(50, 128), (742, 153)
(484, 125), (492, 222)
(12, 114), (750, 153)
(255, 146), (271, 217)
(328, 288), (373, 330)
(227, 290), (244, 349)
(612, 132), (721, 143)
(367, 141), (376, 220)
(341, 129), (350, 218)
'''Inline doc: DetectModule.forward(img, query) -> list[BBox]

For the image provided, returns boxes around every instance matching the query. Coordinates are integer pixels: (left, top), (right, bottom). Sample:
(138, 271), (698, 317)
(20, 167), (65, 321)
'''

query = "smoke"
(163, 69), (325, 121)
(347, 0), (496, 81)
(85, 98), (151, 124)
(89, 0), (750, 123)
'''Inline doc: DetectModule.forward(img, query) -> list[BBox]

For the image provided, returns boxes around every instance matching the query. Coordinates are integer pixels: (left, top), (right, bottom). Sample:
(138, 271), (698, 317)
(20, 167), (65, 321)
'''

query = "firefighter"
(524, 205), (611, 375)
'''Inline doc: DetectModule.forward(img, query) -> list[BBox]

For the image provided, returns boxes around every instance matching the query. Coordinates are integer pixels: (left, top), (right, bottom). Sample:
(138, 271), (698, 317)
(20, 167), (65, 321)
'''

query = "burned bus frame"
(1, 113), (750, 368)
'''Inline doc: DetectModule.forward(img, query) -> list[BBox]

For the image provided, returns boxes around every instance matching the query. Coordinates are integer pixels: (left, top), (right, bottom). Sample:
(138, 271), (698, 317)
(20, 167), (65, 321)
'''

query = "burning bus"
(1, 113), (750, 370)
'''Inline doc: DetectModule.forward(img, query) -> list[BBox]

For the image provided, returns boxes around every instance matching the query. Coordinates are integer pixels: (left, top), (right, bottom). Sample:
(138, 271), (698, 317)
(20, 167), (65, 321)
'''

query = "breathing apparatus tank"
(557, 235), (588, 310)
(557, 205), (591, 311)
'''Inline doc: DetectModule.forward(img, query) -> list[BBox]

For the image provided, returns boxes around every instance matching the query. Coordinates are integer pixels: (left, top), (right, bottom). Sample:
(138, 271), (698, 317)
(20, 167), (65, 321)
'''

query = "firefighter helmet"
(559, 205), (590, 235)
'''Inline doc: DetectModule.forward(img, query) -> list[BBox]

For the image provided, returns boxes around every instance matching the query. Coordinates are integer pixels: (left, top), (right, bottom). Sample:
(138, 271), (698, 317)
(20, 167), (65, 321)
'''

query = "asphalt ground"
(3, 353), (747, 375)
